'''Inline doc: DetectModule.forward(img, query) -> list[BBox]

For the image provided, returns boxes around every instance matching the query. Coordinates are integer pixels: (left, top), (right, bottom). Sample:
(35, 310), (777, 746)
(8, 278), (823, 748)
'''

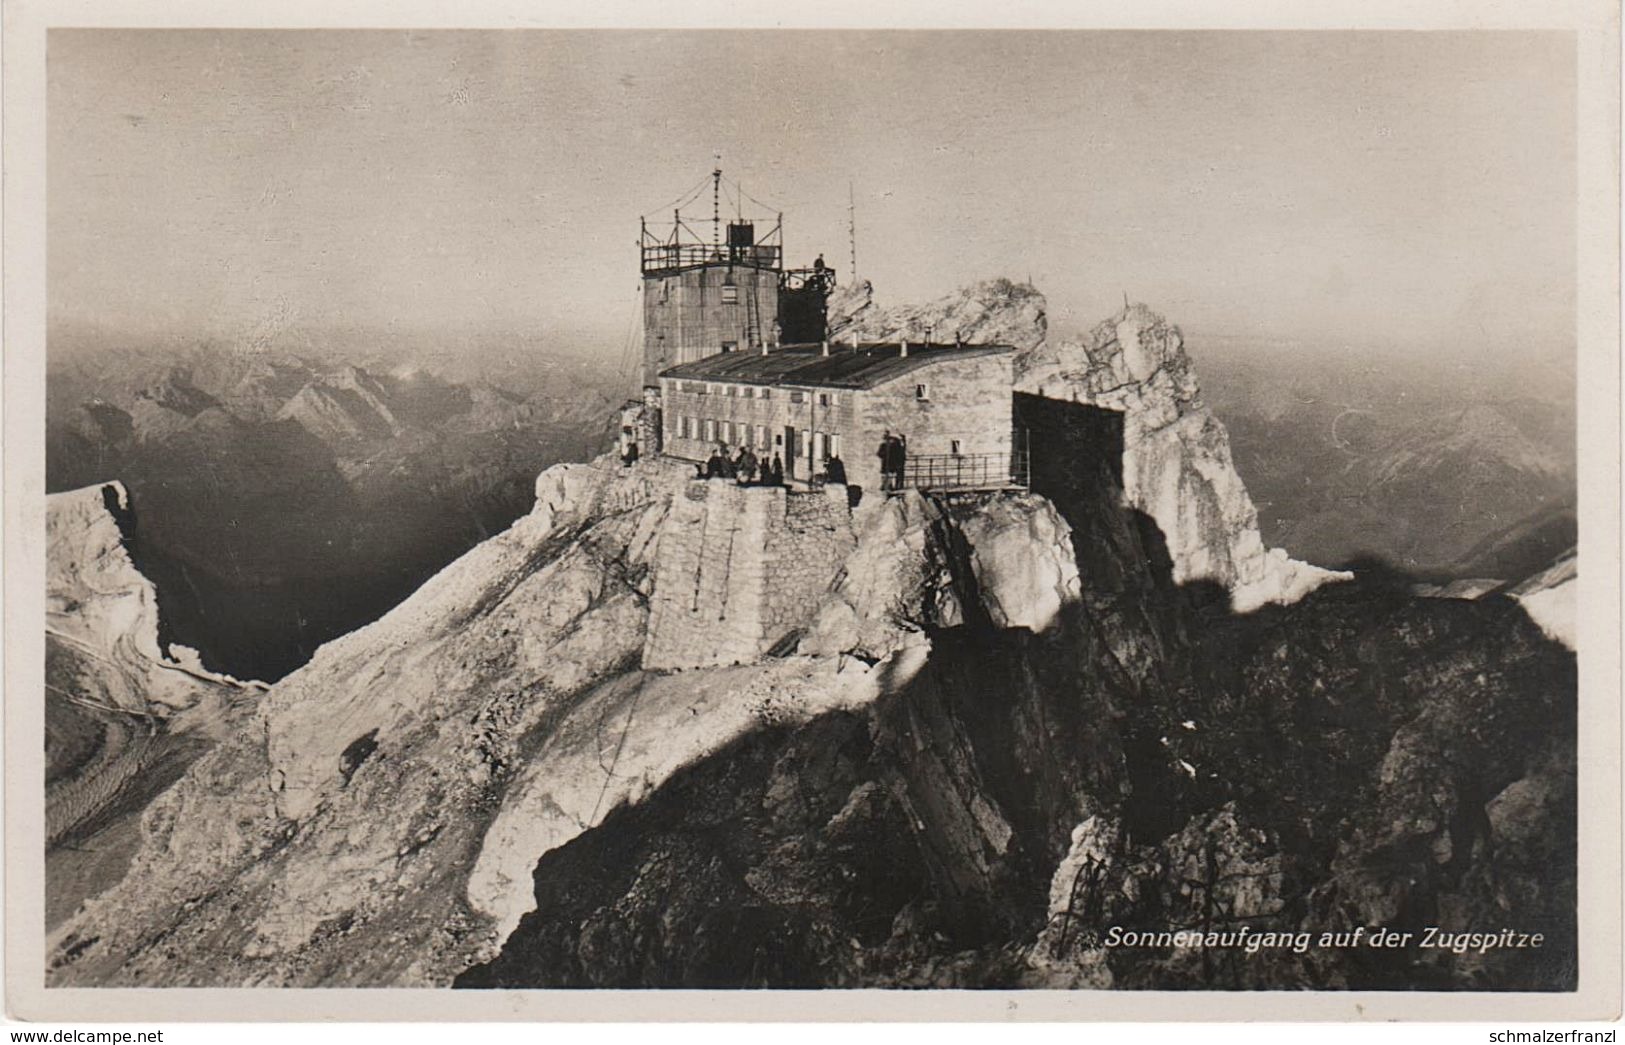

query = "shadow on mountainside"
(457, 399), (1576, 991)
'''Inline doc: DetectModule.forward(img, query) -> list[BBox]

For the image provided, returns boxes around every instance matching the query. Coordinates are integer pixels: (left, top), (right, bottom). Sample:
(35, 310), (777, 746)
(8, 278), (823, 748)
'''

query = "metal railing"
(640, 243), (783, 275)
(898, 451), (1030, 493)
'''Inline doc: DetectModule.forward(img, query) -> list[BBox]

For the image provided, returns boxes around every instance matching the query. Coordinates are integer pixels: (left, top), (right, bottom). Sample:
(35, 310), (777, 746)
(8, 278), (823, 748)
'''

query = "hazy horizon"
(50, 29), (1576, 376)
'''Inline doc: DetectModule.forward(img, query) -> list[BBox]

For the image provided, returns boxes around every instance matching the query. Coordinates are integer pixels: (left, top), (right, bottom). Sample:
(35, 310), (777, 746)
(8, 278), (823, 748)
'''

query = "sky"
(48, 30), (1576, 365)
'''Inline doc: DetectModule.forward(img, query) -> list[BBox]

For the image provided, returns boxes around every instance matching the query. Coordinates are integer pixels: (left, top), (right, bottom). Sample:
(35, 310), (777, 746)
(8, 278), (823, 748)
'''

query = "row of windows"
(674, 416), (769, 447)
(670, 416), (844, 460)
(672, 381), (841, 407)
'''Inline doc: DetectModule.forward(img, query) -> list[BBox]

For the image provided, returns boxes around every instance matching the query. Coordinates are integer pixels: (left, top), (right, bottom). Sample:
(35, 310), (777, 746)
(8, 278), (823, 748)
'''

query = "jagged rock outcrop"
(828, 278), (1049, 352)
(45, 482), (259, 931)
(47, 482), (257, 714)
(1018, 303), (1347, 610)
(50, 458), (666, 986)
(828, 281), (1341, 611)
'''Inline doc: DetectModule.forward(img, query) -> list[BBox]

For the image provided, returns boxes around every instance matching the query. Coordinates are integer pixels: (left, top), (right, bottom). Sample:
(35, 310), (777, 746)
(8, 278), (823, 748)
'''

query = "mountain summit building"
(624, 170), (1025, 499)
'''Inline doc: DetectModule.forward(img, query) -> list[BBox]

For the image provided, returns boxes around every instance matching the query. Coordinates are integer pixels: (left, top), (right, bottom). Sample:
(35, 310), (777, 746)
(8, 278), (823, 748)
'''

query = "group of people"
(694, 443), (853, 489)
(698, 444), (784, 486)
(876, 430), (909, 491)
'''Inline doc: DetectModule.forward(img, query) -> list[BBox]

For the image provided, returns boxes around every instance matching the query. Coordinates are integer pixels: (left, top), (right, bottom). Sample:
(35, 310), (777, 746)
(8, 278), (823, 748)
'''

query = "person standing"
(876, 431), (895, 491)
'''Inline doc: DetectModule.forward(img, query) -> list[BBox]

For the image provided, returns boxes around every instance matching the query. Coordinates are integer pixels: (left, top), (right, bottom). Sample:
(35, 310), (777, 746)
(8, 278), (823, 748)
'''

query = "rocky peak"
(829, 278), (1048, 351)
(127, 372), (224, 443)
(275, 365), (402, 442)
(47, 481), (261, 711)
(1015, 301), (1346, 611)
(133, 370), (219, 418)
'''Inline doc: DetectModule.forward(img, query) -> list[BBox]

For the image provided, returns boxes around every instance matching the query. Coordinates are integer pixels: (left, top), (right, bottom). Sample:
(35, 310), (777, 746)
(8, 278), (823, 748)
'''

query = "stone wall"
(643, 480), (856, 670)
(639, 387), (663, 454)
(763, 486), (856, 641)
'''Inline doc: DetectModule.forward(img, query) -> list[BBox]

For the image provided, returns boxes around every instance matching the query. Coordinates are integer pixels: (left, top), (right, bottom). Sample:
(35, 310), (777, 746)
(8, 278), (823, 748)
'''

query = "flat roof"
(657, 342), (1010, 391)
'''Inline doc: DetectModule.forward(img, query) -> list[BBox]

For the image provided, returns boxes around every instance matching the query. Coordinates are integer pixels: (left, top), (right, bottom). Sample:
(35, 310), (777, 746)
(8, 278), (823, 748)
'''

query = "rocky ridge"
(46, 482), (260, 713)
(45, 483), (261, 929)
(46, 291), (1575, 991)
(835, 280), (1345, 610)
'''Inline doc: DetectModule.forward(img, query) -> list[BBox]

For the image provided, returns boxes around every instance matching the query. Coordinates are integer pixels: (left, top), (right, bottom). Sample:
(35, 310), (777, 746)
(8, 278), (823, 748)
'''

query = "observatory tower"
(639, 168), (836, 388)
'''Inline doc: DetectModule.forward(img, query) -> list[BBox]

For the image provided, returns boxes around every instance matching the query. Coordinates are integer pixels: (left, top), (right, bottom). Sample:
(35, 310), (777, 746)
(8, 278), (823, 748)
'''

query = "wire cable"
(640, 172), (711, 220)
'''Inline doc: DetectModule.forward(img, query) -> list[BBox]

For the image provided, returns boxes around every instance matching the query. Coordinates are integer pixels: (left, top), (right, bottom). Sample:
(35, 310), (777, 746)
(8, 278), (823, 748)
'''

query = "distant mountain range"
(1200, 347), (1575, 583)
(47, 342), (621, 681)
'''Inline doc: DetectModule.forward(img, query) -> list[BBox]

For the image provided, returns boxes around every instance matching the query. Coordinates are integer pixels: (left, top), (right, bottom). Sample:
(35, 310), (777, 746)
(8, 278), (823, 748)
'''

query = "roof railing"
(641, 242), (784, 276)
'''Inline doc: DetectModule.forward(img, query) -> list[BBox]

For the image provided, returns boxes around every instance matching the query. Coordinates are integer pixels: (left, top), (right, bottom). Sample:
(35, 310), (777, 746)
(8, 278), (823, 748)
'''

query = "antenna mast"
(847, 180), (858, 280)
(712, 158), (722, 250)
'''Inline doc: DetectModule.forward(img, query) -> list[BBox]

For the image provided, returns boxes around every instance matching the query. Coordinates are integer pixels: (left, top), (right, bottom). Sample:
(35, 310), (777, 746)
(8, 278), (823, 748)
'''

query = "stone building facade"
(656, 342), (1016, 496)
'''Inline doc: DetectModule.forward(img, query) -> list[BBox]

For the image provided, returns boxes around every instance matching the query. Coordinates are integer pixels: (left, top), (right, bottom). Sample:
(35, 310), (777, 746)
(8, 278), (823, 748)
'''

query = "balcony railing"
(640, 242), (783, 276)
(898, 451), (1030, 493)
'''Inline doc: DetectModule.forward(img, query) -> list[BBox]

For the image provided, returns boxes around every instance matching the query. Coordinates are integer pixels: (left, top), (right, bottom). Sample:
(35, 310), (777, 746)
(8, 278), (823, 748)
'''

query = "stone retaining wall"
(643, 481), (856, 670)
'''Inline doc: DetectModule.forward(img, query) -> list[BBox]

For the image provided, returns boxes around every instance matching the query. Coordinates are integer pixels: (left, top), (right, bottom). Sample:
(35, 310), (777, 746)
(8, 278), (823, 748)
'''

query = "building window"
(950, 439), (962, 455)
(761, 388), (772, 399)
(725, 385), (737, 397)
(755, 424), (768, 448)
(721, 284), (739, 304)
(915, 383), (929, 401)
(830, 434), (843, 459)
(703, 419), (715, 442)
(812, 432), (827, 462)
(789, 390), (805, 404)
(817, 392), (835, 407)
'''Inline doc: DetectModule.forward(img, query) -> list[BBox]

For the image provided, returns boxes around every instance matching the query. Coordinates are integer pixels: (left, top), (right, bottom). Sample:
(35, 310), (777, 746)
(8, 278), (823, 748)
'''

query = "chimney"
(820, 340), (829, 357)
(761, 340), (769, 356)
(900, 340), (909, 358)
(850, 332), (858, 349)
